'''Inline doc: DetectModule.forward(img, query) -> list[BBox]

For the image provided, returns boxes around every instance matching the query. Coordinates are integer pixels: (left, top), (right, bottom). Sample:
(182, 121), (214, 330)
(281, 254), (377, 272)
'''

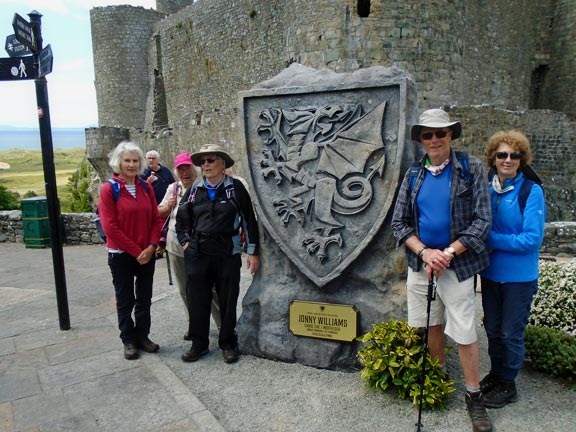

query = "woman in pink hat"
(158, 153), (221, 337)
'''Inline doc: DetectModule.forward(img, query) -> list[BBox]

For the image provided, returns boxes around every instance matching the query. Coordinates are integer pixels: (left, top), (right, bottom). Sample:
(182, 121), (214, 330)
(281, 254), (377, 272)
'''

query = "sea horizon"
(0, 127), (87, 151)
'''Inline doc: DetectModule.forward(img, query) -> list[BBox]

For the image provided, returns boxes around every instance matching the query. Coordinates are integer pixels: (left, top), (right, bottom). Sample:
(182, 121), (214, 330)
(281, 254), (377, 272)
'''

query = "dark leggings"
(108, 252), (156, 344)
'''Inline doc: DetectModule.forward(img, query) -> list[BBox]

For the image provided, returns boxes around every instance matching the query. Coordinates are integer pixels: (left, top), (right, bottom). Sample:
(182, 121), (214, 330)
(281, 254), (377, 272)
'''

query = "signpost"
(37, 44), (53, 78)
(5, 34), (32, 57)
(0, 55), (35, 80)
(12, 13), (37, 51)
(1, 10), (69, 331)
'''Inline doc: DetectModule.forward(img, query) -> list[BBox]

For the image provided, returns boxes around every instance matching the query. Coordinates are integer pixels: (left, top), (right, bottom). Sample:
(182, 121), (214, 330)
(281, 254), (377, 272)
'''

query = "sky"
(0, 0), (156, 129)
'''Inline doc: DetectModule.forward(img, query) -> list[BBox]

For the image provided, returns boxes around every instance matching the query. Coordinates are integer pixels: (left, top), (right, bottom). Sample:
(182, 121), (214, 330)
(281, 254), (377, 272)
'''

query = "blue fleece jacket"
(480, 172), (546, 282)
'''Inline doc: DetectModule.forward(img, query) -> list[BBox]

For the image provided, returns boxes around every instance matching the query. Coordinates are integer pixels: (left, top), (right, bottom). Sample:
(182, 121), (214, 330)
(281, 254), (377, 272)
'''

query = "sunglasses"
(420, 130), (449, 140)
(495, 152), (522, 160)
(199, 157), (218, 165)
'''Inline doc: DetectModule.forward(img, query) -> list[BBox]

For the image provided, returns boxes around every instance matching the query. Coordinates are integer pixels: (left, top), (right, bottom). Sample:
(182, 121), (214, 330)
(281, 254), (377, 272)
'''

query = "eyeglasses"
(199, 157), (218, 165)
(420, 130), (449, 140)
(495, 151), (522, 160)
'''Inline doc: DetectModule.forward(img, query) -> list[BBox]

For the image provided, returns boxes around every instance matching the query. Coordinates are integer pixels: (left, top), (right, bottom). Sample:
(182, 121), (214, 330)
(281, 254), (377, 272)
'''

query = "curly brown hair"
(485, 130), (533, 169)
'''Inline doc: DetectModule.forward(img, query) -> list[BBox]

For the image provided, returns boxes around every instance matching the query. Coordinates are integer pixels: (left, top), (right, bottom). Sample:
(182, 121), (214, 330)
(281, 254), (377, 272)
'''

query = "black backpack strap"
(455, 151), (472, 182)
(521, 164), (543, 185)
(518, 179), (545, 214)
(407, 162), (421, 192)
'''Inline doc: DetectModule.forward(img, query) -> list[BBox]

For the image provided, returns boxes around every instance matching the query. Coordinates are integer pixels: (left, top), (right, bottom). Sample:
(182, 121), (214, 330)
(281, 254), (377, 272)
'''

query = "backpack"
(408, 151), (472, 192)
(95, 178), (152, 241)
(186, 178), (240, 212)
(107, 177), (150, 203)
(185, 178), (246, 249)
(488, 164), (544, 214)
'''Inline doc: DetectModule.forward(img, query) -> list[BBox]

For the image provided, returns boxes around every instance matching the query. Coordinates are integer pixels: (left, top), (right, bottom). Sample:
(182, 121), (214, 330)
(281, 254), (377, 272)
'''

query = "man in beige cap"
(176, 144), (260, 364)
(392, 109), (492, 432)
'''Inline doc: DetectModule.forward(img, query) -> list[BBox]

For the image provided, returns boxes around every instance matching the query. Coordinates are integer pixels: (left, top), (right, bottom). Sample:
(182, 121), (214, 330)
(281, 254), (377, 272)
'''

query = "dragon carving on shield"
(257, 101), (386, 264)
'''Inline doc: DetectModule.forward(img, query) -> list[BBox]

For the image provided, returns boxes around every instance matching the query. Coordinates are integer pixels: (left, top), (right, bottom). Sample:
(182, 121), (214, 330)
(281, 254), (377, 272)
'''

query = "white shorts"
(406, 267), (478, 345)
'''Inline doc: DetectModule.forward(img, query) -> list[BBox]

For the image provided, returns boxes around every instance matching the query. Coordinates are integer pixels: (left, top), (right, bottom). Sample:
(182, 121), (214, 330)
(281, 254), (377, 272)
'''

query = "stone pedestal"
(237, 64), (420, 369)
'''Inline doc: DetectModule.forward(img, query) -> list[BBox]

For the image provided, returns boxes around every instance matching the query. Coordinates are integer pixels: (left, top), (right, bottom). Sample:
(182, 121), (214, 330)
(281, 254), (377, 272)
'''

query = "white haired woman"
(98, 141), (163, 360)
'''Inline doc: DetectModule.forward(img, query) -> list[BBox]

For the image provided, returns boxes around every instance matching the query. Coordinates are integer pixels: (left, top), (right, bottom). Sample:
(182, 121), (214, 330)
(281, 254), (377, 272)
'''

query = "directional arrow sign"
(5, 34), (32, 57)
(12, 13), (37, 52)
(38, 44), (53, 78)
(0, 56), (36, 81)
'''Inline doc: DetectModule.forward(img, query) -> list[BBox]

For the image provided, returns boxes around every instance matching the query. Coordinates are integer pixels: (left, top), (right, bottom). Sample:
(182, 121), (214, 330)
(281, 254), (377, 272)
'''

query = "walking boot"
(137, 337), (160, 353)
(465, 391), (492, 432)
(479, 373), (501, 394)
(123, 343), (139, 360)
(484, 381), (518, 408)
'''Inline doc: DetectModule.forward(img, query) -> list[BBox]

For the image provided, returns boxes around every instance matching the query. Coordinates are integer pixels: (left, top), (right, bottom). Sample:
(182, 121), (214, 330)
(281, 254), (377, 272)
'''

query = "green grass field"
(0, 148), (85, 209)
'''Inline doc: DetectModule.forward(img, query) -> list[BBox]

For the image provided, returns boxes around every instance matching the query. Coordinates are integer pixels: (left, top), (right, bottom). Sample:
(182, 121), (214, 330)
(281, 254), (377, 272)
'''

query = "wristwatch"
(444, 246), (456, 256)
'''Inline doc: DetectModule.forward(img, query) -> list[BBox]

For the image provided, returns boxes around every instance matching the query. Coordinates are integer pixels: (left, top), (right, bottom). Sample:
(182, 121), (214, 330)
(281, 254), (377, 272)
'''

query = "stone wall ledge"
(1, 211), (575, 256)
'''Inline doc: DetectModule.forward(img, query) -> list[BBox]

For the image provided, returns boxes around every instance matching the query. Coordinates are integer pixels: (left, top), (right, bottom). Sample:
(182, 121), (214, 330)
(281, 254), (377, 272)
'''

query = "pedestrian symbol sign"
(0, 55), (35, 81)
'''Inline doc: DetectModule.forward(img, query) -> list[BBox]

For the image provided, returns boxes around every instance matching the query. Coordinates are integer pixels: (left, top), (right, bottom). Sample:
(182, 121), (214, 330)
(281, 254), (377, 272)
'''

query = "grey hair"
(146, 150), (160, 159)
(108, 141), (147, 175)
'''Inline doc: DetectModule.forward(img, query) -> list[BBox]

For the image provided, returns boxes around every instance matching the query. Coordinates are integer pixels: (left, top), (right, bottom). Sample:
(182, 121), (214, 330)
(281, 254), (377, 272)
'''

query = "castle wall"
(546, 0), (576, 114)
(156, 0), (193, 15)
(90, 6), (164, 128)
(87, 0), (575, 219)
(90, 0), (575, 131)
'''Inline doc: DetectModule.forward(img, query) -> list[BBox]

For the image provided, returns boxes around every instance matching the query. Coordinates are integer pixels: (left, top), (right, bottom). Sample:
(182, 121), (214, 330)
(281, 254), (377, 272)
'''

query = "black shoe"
(183, 331), (192, 341)
(465, 392), (492, 432)
(137, 337), (160, 353)
(181, 346), (209, 362)
(484, 381), (518, 409)
(124, 343), (139, 360)
(480, 373), (501, 394)
(223, 347), (240, 364)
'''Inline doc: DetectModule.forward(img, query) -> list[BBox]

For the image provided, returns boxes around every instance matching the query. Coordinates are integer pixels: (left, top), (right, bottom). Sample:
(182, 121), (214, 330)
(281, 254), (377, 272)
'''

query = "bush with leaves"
(0, 184), (20, 210)
(524, 325), (576, 389)
(357, 318), (454, 410)
(66, 158), (95, 213)
(529, 261), (576, 336)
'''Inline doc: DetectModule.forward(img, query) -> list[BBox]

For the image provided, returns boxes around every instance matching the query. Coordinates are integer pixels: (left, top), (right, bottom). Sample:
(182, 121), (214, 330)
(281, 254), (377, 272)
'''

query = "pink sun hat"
(174, 152), (193, 168)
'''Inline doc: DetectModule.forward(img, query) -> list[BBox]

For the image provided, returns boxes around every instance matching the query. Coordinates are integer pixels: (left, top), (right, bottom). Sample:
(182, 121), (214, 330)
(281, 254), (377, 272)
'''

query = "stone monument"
(237, 64), (420, 369)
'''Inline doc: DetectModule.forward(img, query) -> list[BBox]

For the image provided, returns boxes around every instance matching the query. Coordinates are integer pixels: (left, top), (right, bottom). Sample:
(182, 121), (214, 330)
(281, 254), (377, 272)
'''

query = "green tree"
(0, 184), (20, 210)
(66, 158), (94, 213)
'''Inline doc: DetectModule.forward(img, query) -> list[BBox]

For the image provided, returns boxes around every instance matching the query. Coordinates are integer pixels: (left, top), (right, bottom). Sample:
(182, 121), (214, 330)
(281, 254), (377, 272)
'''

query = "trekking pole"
(165, 250), (173, 285)
(416, 274), (437, 432)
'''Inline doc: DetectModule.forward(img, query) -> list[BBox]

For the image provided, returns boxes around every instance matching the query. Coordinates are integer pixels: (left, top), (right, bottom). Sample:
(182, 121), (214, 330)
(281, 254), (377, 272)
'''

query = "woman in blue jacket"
(479, 130), (546, 408)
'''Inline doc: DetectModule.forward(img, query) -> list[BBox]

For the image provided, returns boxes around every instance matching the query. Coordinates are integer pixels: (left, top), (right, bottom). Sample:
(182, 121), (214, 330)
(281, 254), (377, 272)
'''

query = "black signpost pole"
(28, 11), (70, 330)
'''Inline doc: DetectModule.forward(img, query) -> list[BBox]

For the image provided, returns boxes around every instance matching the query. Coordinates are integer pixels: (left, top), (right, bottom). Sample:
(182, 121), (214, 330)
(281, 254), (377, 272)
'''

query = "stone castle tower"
(87, 0), (575, 219)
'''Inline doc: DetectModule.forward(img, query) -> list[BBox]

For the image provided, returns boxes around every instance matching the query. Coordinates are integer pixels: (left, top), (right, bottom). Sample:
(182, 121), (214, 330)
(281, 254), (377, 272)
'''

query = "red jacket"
(98, 174), (163, 258)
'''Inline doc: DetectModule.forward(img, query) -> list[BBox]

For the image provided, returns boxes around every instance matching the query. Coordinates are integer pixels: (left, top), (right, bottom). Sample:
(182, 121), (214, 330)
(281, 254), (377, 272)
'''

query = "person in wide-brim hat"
(191, 144), (235, 168)
(410, 108), (462, 141)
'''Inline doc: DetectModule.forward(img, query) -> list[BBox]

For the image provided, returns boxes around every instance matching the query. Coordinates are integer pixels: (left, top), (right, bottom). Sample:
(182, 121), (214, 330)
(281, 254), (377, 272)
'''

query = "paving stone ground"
(0, 243), (574, 432)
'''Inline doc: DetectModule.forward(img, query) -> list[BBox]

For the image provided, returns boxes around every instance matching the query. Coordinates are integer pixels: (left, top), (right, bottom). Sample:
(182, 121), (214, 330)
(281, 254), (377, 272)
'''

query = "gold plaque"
(289, 300), (359, 342)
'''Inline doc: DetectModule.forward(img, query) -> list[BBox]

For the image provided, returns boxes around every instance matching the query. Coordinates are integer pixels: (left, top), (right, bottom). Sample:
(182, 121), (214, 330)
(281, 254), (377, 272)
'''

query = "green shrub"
(530, 261), (576, 336)
(0, 184), (20, 210)
(524, 325), (576, 389)
(357, 318), (454, 410)
(66, 158), (94, 213)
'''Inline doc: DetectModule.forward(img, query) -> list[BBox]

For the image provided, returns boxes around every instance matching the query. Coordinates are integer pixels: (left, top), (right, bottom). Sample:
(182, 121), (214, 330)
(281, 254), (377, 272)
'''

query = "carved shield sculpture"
(240, 66), (410, 287)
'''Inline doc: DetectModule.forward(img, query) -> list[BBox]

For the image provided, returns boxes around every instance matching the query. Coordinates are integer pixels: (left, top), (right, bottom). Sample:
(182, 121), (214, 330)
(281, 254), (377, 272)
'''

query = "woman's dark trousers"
(108, 252), (156, 344)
